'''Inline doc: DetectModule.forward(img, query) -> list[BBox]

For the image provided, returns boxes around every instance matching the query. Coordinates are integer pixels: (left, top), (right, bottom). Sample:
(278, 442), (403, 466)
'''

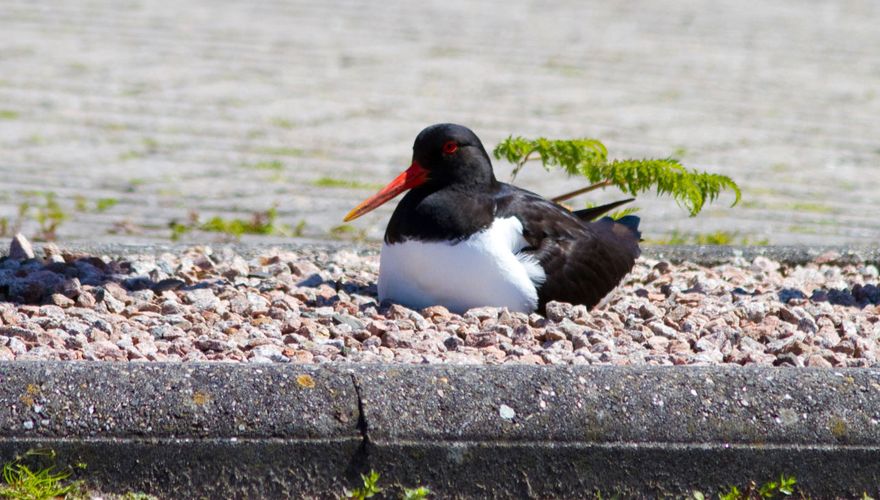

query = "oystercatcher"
(344, 123), (641, 314)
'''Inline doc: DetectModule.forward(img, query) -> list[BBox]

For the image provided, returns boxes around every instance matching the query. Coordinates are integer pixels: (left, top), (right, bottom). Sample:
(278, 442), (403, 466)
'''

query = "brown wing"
(494, 184), (640, 312)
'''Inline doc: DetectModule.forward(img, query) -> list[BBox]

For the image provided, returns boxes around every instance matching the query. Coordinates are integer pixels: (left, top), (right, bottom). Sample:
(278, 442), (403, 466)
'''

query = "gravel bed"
(0, 242), (878, 367)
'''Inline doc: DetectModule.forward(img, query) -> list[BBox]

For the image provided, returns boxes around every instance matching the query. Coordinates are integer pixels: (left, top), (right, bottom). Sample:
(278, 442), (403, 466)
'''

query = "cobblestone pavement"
(1, 0), (878, 246)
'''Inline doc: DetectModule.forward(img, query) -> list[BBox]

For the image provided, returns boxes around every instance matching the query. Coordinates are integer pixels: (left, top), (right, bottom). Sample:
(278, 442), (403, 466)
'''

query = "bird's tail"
(570, 198), (634, 221)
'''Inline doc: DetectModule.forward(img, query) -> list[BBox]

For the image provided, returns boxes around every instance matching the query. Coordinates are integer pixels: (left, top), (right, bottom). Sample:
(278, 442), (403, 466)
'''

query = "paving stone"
(0, 0), (878, 245)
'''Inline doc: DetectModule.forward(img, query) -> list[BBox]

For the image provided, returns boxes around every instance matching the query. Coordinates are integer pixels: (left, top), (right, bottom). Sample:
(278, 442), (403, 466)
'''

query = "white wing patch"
(378, 217), (545, 313)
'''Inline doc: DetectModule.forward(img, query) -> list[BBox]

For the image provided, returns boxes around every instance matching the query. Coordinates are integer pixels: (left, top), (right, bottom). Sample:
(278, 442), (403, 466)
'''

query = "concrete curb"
(1, 362), (879, 497)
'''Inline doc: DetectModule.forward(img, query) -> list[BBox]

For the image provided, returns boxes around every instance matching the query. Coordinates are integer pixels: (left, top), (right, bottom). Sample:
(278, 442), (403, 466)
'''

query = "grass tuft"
(0, 449), (83, 500)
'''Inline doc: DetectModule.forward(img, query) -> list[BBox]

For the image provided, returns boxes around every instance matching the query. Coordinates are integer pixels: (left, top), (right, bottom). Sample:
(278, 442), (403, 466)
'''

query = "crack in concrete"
(349, 372), (372, 470)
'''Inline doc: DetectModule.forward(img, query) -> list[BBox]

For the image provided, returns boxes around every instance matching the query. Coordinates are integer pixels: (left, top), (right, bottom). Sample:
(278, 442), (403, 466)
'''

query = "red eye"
(442, 141), (458, 155)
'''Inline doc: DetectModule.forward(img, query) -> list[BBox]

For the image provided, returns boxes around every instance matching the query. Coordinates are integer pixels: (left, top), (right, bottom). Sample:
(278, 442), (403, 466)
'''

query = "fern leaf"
(492, 136), (741, 217)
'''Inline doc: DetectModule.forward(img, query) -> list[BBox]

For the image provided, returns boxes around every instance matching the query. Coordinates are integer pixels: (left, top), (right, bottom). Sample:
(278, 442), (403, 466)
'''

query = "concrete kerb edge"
(0, 362), (878, 497)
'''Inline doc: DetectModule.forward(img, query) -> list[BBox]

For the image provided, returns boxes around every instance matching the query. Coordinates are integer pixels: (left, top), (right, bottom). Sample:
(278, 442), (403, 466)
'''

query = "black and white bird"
(344, 123), (641, 314)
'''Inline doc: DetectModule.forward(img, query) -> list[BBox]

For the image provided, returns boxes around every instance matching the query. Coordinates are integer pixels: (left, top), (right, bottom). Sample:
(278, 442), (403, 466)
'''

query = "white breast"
(377, 217), (546, 314)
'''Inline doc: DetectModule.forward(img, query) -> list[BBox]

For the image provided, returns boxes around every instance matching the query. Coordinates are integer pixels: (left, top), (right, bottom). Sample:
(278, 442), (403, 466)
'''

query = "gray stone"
(184, 288), (222, 312)
(544, 301), (573, 322)
(7, 337), (27, 354)
(8, 233), (35, 260)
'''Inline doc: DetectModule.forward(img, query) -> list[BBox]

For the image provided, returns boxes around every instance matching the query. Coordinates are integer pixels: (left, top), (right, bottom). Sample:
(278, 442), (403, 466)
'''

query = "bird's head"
(344, 123), (495, 221)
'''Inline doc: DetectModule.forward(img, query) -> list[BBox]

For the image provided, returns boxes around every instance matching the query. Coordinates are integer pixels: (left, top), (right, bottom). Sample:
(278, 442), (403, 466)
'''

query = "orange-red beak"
(343, 162), (429, 222)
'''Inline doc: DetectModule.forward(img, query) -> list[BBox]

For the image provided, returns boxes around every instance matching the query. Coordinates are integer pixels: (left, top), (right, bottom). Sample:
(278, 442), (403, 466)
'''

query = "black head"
(411, 123), (497, 189)
(343, 123), (497, 222)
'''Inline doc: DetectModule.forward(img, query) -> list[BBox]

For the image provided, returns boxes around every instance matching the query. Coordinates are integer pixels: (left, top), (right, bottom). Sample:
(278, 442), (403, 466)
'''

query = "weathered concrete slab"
(0, 362), (360, 439)
(352, 365), (880, 445)
(0, 362), (878, 497)
(0, 362), (365, 498)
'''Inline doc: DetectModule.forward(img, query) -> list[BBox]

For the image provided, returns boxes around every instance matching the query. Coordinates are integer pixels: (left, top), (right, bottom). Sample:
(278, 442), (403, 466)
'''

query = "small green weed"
(708, 474), (796, 500)
(648, 230), (769, 246)
(343, 471), (430, 500)
(125, 179), (147, 193)
(119, 151), (143, 161)
(119, 138), (160, 160)
(345, 471), (382, 500)
(0, 110), (19, 120)
(72, 195), (121, 214)
(8, 192), (70, 241)
(169, 207), (294, 241)
(788, 202), (836, 214)
(293, 219), (307, 237)
(271, 117), (295, 129)
(243, 160), (284, 171)
(0, 449), (83, 500)
(73, 195), (88, 212)
(95, 198), (119, 212)
(102, 123), (129, 132)
(34, 194), (68, 240)
(256, 146), (305, 157)
(169, 220), (192, 241)
(403, 486), (431, 500)
(141, 138), (159, 152)
(313, 177), (384, 190)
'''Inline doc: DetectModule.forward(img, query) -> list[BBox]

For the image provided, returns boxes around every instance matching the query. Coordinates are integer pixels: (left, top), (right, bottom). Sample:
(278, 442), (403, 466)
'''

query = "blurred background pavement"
(1, 0), (879, 245)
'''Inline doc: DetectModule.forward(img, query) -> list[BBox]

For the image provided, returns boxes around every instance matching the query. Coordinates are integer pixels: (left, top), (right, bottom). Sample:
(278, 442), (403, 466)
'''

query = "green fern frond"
(492, 136), (740, 217)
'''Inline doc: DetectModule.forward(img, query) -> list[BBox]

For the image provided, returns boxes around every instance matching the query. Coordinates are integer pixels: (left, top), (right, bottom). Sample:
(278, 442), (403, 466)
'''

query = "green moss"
(789, 202), (837, 214)
(0, 110), (20, 120)
(312, 177), (383, 190)
(243, 160), (284, 171)
(647, 230), (769, 246)
(271, 117), (295, 129)
(787, 225), (821, 235)
(256, 146), (306, 157)
(829, 416), (848, 440)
